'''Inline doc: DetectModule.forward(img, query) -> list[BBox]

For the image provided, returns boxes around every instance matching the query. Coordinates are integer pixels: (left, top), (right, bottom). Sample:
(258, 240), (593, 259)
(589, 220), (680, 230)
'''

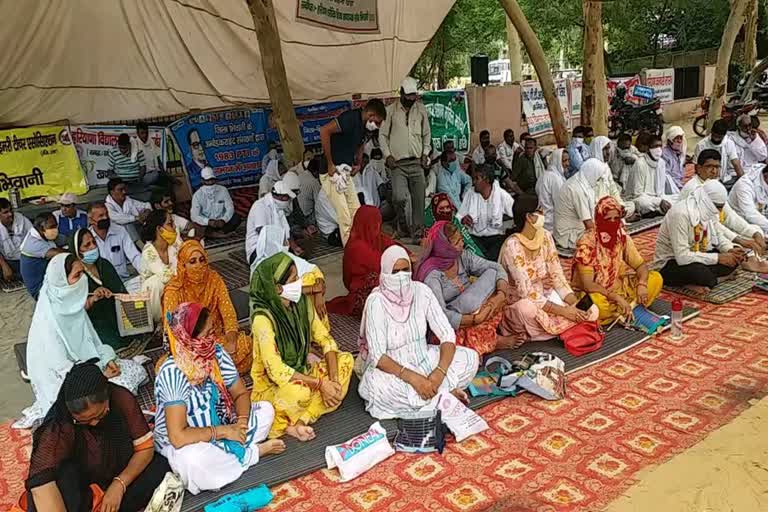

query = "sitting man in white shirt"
(729, 163), (768, 234)
(694, 119), (744, 186)
(624, 132), (675, 216)
(105, 178), (151, 242)
(191, 166), (241, 239)
(470, 130), (494, 165)
(729, 114), (768, 169)
(496, 128), (521, 177)
(0, 198), (32, 282)
(245, 177), (299, 264)
(88, 202), (142, 280)
(458, 163), (515, 261)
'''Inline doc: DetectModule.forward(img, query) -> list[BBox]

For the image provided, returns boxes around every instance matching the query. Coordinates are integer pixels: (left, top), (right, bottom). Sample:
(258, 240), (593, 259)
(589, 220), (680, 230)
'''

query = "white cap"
(281, 171), (300, 193)
(401, 76), (419, 95)
(201, 166), (216, 180)
(273, 179), (297, 199)
(59, 192), (77, 205)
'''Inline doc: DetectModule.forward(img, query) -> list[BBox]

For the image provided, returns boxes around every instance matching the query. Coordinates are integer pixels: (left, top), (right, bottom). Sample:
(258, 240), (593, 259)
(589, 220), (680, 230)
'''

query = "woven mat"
(210, 257), (250, 290)
(664, 270), (757, 304)
(0, 278), (24, 293)
(304, 235), (344, 262)
(626, 216), (664, 235)
(229, 248), (249, 267)
(202, 222), (247, 250)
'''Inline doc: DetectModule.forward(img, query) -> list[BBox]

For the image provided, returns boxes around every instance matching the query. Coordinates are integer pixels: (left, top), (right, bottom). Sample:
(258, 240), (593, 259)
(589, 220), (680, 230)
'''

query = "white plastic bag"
(436, 392), (489, 442)
(325, 422), (394, 482)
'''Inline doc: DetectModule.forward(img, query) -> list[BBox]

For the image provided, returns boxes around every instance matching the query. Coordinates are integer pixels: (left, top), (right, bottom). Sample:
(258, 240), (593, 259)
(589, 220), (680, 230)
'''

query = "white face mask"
(739, 130), (751, 139)
(274, 198), (292, 212)
(574, 137), (584, 144)
(280, 279), (302, 303)
(649, 147), (663, 160)
(366, 120), (379, 132)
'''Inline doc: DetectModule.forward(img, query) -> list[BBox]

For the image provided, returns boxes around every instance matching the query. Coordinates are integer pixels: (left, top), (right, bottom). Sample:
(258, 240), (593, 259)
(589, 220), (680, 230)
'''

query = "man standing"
(730, 114), (768, 169)
(380, 76), (432, 242)
(105, 178), (152, 242)
(108, 134), (147, 184)
(695, 119), (744, 185)
(53, 192), (88, 240)
(191, 167), (241, 239)
(88, 202), (142, 280)
(0, 198), (31, 282)
(509, 137), (540, 195)
(567, 126), (591, 177)
(497, 129), (520, 176)
(20, 213), (64, 299)
(319, 98), (387, 244)
(436, 144), (471, 209)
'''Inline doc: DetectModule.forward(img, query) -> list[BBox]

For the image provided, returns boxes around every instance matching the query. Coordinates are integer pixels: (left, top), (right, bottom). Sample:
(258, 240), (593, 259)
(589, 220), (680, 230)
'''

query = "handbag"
(484, 352), (566, 400)
(559, 321), (604, 356)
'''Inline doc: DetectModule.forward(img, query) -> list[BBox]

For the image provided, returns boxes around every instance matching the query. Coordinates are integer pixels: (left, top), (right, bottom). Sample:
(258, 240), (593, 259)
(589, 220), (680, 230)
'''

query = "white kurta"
(536, 169), (565, 232)
(728, 171), (768, 234)
(554, 178), (595, 250)
(358, 282), (479, 420)
(654, 201), (734, 267)
(680, 176), (762, 240)
(729, 131), (768, 168)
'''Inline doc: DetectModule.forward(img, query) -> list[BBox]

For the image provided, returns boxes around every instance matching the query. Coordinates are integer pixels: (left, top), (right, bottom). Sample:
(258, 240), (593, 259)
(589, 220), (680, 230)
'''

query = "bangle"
(113, 476), (127, 494)
(435, 366), (448, 378)
(210, 425), (216, 442)
(315, 377), (323, 391)
(398, 366), (407, 379)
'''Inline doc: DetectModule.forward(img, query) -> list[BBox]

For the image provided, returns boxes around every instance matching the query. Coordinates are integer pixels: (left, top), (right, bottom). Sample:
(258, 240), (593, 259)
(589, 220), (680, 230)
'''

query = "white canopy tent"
(0, 0), (455, 126)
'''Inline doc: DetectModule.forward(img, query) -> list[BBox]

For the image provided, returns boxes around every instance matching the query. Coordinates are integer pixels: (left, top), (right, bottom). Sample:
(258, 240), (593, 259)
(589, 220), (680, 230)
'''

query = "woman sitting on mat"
(70, 228), (140, 354)
(250, 224), (329, 328)
(327, 206), (402, 317)
(424, 192), (484, 257)
(162, 240), (252, 374)
(571, 196), (663, 324)
(24, 361), (173, 512)
(17, 254), (147, 429)
(140, 209), (178, 324)
(249, 253), (354, 441)
(499, 195), (598, 346)
(416, 221), (509, 355)
(154, 302), (284, 494)
(358, 245), (479, 420)
(654, 180), (744, 294)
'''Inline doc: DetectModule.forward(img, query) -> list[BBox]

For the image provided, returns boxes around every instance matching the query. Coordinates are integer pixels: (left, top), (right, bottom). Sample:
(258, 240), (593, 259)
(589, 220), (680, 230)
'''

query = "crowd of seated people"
(15, 111), (768, 512)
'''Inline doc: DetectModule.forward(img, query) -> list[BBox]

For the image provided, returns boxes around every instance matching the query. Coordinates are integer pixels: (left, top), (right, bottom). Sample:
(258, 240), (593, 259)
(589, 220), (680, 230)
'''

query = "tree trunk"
(497, 0), (568, 147)
(505, 16), (524, 83)
(247, 0), (304, 165)
(707, 0), (750, 131)
(742, 56), (768, 101)
(582, 0), (608, 135)
(743, 0), (759, 68)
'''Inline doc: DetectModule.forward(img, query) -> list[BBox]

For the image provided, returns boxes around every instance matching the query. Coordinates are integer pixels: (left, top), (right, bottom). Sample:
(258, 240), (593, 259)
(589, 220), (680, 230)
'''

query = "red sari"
(327, 206), (398, 317)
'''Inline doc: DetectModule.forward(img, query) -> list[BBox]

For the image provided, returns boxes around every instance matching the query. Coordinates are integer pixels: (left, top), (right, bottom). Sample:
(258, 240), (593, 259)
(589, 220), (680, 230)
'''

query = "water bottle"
(670, 298), (683, 339)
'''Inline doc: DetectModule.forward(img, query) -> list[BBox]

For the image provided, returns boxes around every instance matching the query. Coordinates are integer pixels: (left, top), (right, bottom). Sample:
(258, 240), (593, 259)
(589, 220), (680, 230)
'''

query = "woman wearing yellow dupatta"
(571, 196), (663, 324)
(162, 240), (252, 374)
(249, 253), (353, 441)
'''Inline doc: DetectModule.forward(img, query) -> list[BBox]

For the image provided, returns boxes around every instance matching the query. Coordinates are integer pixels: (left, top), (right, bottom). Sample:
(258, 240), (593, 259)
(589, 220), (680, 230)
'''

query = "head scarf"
(377, 245), (414, 322)
(574, 158), (605, 206)
(415, 221), (462, 281)
(749, 164), (768, 206)
(264, 159), (281, 181)
(430, 192), (457, 223)
(590, 136), (613, 163)
(574, 196), (628, 290)
(686, 180), (722, 227)
(341, 206), (394, 290)
(249, 253), (312, 373)
(546, 148), (567, 177)
(249, 224), (317, 280)
(164, 240), (213, 304)
(664, 126), (687, 158)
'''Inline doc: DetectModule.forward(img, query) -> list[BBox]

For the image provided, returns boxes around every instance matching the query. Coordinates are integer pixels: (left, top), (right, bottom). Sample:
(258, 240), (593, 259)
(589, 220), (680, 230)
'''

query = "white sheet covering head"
(687, 181), (721, 226)
(589, 136), (613, 163)
(547, 148), (567, 176)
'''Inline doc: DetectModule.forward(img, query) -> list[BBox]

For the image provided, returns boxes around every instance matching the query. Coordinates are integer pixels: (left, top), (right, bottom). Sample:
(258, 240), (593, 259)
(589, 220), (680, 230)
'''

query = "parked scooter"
(692, 97), (757, 137)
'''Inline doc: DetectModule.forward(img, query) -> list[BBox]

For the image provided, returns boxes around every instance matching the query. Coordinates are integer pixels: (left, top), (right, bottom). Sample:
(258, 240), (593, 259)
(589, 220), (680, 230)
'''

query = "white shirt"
(497, 141), (520, 170)
(458, 182), (515, 237)
(134, 135), (161, 173)
(728, 173), (768, 234)
(694, 136), (740, 182)
(105, 194), (151, 226)
(654, 201), (733, 267)
(315, 189), (339, 236)
(729, 131), (768, 168)
(0, 213), (32, 261)
(425, 166), (437, 198)
(245, 194), (290, 261)
(554, 177), (596, 250)
(680, 175), (761, 240)
(536, 170), (565, 233)
(471, 145), (486, 165)
(191, 184), (234, 225)
(90, 224), (142, 279)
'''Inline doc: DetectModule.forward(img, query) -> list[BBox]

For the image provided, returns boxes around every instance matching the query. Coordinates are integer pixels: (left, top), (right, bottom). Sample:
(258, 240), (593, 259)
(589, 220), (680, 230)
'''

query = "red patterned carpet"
(2, 227), (768, 511)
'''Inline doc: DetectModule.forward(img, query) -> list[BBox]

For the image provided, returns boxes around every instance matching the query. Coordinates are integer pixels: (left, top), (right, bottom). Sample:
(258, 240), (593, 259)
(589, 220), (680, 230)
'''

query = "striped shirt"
(153, 345), (239, 452)
(107, 147), (146, 181)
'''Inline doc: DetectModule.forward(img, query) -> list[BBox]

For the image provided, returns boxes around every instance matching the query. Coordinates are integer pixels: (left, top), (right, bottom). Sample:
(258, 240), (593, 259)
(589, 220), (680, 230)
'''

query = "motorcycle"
(692, 97), (757, 137)
(608, 97), (664, 138)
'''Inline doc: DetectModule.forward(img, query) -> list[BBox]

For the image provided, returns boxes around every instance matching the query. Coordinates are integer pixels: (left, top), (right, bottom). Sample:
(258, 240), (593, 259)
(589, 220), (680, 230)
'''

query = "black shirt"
(330, 108), (365, 166)
(510, 154), (538, 194)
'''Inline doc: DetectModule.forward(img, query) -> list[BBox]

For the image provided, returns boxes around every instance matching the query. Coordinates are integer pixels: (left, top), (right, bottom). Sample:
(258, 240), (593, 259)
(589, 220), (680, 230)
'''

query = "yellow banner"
(0, 125), (87, 200)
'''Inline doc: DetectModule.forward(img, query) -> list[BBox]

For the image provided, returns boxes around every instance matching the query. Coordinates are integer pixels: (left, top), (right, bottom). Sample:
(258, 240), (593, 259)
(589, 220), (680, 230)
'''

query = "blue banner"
(267, 100), (352, 148)
(170, 108), (269, 190)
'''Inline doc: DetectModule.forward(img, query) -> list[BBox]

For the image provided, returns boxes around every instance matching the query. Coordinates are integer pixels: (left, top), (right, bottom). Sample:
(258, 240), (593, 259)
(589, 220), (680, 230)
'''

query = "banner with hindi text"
(521, 80), (571, 136)
(266, 101), (352, 148)
(422, 90), (471, 152)
(0, 125), (86, 200)
(296, 0), (379, 33)
(643, 68), (675, 104)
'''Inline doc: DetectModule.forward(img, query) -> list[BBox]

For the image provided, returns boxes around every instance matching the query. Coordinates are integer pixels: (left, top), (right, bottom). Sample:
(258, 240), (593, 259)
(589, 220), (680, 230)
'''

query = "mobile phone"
(575, 294), (593, 312)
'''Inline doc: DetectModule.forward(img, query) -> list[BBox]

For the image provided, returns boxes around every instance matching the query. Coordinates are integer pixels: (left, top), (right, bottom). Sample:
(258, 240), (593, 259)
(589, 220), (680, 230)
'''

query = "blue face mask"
(81, 248), (99, 264)
(445, 160), (459, 173)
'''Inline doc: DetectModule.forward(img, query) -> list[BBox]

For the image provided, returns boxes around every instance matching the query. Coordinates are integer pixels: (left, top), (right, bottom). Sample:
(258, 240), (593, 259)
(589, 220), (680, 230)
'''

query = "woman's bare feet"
(285, 424), (316, 442)
(682, 284), (711, 295)
(496, 335), (526, 350)
(258, 439), (286, 456)
(451, 388), (470, 405)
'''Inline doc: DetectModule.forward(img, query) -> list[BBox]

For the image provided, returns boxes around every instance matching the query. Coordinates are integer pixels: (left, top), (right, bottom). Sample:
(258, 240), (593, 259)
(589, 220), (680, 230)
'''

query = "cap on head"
(281, 172), (300, 193)
(59, 192), (77, 205)
(200, 166), (216, 181)
(401, 76), (418, 96)
(273, 179), (297, 199)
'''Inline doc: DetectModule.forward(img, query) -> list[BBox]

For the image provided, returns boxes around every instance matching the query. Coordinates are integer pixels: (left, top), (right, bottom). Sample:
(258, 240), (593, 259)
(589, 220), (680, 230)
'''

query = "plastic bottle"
(670, 298), (683, 339)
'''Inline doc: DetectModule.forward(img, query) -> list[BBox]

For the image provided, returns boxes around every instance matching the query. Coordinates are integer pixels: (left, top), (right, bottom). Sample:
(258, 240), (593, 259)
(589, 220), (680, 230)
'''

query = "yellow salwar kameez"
(250, 303), (353, 438)
(571, 197), (663, 325)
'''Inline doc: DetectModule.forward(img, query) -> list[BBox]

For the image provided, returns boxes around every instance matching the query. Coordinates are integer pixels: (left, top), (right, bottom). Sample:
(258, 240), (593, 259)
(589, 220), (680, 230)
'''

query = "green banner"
(422, 90), (471, 153)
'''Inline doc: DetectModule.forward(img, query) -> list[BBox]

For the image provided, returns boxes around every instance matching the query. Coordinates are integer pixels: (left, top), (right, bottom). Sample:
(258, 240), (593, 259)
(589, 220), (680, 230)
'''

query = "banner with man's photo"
(170, 109), (270, 190)
(72, 125), (166, 187)
(0, 125), (86, 200)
